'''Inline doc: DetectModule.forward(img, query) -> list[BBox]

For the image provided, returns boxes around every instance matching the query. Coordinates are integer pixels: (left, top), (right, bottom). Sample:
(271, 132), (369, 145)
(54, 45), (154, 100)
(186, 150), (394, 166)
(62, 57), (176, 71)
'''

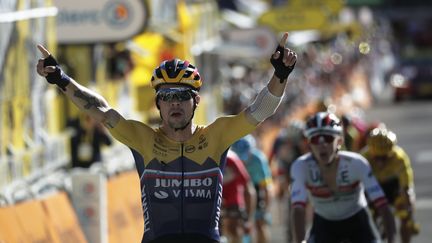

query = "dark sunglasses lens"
(310, 136), (320, 144)
(310, 135), (335, 144)
(176, 91), (192, 101)
(324, 135), (335, 143)
(158, 89), (192, 102)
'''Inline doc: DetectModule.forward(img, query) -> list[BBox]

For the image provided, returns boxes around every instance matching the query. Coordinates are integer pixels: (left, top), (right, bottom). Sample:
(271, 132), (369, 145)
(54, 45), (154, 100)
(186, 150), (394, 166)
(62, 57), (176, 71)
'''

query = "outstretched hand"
(36, 44), (58, 78)
(270, 32), (297, 81)
(36, 44), (71, 90)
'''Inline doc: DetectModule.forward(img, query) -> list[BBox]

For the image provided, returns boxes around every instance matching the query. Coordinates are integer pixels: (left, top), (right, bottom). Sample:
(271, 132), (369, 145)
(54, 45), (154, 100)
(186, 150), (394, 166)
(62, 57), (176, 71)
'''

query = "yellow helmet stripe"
(160, 68), (186, 83)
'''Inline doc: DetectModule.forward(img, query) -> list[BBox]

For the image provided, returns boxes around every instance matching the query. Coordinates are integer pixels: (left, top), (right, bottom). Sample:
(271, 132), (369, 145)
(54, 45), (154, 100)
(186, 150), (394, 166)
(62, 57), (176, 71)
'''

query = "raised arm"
(245, 32), (297, 125)
(267, 32), (297, 96)
(36, 44), (123, 129)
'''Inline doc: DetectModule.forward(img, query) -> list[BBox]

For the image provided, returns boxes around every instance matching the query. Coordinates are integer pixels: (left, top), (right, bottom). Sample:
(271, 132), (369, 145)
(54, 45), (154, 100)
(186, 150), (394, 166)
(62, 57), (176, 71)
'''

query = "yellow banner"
(258, 7), (328, 32)
(289, 0), (344, 15)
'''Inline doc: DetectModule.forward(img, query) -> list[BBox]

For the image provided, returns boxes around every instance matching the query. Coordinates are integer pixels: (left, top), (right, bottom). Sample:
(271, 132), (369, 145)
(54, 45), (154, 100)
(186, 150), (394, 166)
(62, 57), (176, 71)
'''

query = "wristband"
(43, 55), (71, 91)
(270, 46), (296, 82)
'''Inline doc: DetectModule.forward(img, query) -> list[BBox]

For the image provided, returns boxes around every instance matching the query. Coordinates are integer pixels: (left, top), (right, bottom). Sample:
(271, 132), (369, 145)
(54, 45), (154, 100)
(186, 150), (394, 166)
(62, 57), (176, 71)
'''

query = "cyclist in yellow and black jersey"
(36, 33), (297, 243)
(362, 125), (419, 243)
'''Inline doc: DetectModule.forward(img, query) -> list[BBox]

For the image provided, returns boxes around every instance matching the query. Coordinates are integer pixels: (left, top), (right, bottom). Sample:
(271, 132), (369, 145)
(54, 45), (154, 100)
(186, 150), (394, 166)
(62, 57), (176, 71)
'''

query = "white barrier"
(71, 171), (108, 243)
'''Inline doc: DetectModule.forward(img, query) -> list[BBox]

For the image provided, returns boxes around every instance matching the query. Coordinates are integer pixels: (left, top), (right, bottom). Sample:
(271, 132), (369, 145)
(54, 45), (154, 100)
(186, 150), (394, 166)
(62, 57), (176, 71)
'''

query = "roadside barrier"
(42, 191), (88, 243)
(0, 190), (88, 243)
(10, 196), (62, 242)
(0, 204), (28, 242)
(107, 171), (143, 243)
(0, 165), (144, 243)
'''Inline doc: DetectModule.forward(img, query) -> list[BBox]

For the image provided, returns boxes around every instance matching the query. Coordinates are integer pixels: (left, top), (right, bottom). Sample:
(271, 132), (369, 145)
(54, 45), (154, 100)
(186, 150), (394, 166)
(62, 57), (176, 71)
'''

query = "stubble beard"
(168, 117), (189, 130)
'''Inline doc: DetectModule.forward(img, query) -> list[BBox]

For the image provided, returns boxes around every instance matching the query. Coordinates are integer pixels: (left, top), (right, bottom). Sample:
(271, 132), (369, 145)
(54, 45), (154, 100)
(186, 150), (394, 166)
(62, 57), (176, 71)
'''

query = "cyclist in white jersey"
(290, 112), (396, 243)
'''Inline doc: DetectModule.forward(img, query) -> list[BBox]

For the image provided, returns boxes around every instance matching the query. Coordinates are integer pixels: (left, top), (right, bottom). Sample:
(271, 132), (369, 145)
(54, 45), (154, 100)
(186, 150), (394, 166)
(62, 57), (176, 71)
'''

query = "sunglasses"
(156, 88), (196, 102)
(309, 134), (336, 145)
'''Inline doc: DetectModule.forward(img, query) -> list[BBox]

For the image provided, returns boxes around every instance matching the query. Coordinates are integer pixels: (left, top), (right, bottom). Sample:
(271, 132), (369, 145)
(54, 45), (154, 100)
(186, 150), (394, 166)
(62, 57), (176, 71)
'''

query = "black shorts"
(222, 205), (248, 220)
(380, 177), (400, 205)
(308, 209), (380, 243)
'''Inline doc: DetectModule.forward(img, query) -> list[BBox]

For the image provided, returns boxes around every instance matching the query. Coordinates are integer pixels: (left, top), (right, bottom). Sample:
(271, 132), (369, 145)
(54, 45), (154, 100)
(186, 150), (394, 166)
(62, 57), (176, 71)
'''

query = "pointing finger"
(37, 44), (51, 58)
(283, 49), (290, 65)
(279, 32), (289, 47)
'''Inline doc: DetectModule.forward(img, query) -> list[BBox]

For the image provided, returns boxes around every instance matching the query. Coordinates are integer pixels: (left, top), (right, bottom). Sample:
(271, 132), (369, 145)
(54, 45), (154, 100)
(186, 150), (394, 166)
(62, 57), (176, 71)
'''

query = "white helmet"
(304, 112), (343, 138)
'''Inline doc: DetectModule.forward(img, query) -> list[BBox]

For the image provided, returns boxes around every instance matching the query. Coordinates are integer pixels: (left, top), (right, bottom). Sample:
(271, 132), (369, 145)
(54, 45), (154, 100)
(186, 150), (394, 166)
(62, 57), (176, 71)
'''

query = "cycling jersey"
(362, 145), (414, 204)
(243, 148), (272, 188)
(290, 151), (388, 220)
(222, 151), (250, 208)
(108, 111), (256, 243)
(271, 135), (304, 178)
(236, 147), (272, 221)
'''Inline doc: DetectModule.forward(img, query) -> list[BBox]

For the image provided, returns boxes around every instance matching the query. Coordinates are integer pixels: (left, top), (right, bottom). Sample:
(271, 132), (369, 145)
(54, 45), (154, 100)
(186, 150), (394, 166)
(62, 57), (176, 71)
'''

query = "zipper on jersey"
(180, 143), (184, 234)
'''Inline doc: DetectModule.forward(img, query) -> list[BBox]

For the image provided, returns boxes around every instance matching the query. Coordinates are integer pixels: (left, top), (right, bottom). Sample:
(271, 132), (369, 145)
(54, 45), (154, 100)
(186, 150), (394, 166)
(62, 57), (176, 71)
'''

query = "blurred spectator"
(67, 113), (112, 168)
(106, 43), (136, 117)
(217, 0), (239, 11)
(106, 43), (134, 80)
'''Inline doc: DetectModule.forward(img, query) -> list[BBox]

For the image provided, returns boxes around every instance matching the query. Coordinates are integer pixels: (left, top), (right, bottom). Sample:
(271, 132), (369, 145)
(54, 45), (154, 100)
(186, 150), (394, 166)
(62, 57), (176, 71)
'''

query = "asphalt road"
(364, 99), (432, 243)
(269, 98), (432, 243)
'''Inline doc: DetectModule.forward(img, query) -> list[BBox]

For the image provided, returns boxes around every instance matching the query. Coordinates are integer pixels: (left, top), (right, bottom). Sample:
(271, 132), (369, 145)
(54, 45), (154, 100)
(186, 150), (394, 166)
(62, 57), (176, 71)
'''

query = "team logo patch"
(185, 145), (195, 153)
(103, 1), (132, 28)
(154, 191), (169, 199)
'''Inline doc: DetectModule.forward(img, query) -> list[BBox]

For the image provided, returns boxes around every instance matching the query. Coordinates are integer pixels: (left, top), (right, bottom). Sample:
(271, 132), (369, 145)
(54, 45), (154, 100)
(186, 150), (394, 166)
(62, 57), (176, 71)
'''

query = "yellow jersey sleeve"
(208, 111), (257, 152)
(107, 116), (155, 154)
(394, 146), (414, 188)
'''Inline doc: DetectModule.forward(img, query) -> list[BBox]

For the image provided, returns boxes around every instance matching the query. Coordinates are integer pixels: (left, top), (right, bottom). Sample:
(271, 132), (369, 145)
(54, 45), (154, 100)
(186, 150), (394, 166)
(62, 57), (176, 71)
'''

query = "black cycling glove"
(43, 55), (71, 91)
(270, 45), (296, 81)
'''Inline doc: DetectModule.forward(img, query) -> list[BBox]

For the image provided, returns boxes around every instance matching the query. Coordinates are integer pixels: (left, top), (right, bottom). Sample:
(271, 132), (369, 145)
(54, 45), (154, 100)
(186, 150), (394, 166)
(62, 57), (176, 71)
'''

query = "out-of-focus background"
(0, 0), (431, 242)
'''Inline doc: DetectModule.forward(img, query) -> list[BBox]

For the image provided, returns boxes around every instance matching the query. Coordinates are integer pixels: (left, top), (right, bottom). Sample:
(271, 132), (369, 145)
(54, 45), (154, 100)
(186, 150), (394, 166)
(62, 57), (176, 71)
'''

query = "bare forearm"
(62, 79), (110, 123)
(245, 183), (257, 219)
(292, 207), (306, 243)
(36, 44), (120, 128)
(263, 186), (271, 210)
(267, 75), (287, 97)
